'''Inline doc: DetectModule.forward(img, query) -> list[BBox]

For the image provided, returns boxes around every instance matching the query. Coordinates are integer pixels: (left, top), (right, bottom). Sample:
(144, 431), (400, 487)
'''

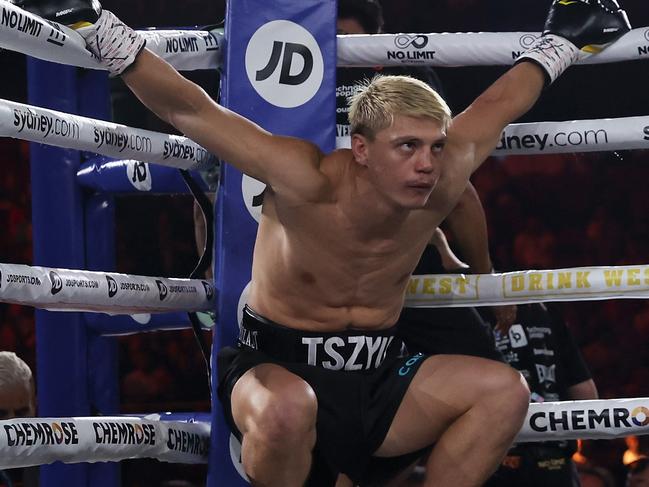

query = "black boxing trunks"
(217, 306), (430, 486)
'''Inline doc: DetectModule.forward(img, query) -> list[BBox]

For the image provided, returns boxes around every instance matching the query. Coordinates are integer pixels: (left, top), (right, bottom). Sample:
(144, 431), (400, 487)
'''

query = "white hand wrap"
(77, 10), (146, 77)
(516, 34), (580, 85)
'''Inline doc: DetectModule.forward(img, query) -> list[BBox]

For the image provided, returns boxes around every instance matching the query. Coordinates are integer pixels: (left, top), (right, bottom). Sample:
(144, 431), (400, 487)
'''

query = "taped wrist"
(76, 10), (146, 77)
(515, 34), (580, 85)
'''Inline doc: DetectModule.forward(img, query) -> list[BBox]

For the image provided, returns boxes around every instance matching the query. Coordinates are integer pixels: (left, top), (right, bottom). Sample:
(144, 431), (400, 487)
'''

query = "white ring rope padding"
(338, 114), (649, 153)
(0, 99), (214, 171)
(0, 399), (646, 470)
(338, 29), (649, 67)
(0, 416), (209, 469)
(0, 262), (215, 314)
(405, 264), (649, 308)
(516, 397), (649, 443)
(0, 1), (222, 71)
(1, 0), (646, 71)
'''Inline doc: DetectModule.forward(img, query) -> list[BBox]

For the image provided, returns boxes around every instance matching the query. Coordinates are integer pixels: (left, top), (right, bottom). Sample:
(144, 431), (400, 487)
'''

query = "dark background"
(1, 0), (649, 485)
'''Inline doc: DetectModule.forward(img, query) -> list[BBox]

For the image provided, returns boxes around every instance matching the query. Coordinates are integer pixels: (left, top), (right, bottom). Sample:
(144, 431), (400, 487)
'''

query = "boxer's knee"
(480, 362), (530, 422)
(249, 379), (318, 447)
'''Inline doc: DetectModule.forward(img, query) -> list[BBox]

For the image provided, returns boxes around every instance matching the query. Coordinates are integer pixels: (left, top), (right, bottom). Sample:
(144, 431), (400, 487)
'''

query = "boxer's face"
(354, 115), (446, 209)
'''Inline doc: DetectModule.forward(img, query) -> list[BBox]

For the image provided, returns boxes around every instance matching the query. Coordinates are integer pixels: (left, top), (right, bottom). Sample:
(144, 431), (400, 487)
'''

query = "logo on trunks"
(106, 275), (118, 298)
(50, 271), (63, 295)
(387, 34), (435, 63)
(155, 280), (168, 301)
(201, 281), (215, 300)
(245, 20), (324, 108)
(302, 335), (395, 371)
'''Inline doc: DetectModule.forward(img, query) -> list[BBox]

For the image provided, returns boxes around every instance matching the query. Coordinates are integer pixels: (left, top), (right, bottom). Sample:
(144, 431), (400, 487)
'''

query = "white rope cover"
(0, 416), (209, 469)
(0, 263), (215, 314)
(0, 99), (214, 170)
(405, 264), (649, 308)
(2, 1), (645, 72)
(516, 398), (649, 443)
(0, 1), (222, 71)
(338, 114), (649, 153)
(338, 28), (649, 67)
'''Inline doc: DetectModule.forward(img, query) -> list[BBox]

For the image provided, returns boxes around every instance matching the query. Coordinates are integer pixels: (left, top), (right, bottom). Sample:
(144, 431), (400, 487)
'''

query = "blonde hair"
(348, 75), (451, 139)
(0, 352), (33, 391)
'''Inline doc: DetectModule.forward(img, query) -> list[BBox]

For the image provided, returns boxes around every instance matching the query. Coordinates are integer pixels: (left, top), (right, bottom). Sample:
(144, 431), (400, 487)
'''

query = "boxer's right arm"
(122, 49), (330, 200)
(122, 49), (327, 199)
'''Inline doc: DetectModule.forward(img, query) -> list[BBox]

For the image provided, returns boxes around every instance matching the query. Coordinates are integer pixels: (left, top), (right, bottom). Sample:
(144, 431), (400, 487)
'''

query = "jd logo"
(127, 161), (152, 192)
(155, 280), (168, 301)
(256, 41), (313, 86)
(50, 271), (63, 295)
(106, 276), (118, 298)
(242, 174), (266, 223)
(245, 20), (324, 108)
(202, 281), (215, 301)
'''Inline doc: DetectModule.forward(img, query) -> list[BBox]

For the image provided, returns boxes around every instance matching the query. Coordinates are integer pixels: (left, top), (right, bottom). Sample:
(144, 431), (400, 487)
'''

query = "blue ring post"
(210, 0), (335, 484)
(28, 59), (90, 487)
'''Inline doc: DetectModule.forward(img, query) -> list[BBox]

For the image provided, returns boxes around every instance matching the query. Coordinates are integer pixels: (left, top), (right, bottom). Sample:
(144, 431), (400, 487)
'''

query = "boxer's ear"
(351, 133), (370, 167)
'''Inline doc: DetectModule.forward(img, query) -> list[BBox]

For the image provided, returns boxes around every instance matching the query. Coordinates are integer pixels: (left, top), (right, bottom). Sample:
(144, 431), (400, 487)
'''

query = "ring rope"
(516, 397), (649, 443)
(0, 416), (209, 469)
(339, 114), (649, 153)
(2, 1), (646, 72)
(0, 1), (222, 71)
(0, 398), (646, 470)
(337, 29), (649, 67)
(0, 98), (215, 170)
(0, 262), (215, 314)
(406, 264), (649, 307)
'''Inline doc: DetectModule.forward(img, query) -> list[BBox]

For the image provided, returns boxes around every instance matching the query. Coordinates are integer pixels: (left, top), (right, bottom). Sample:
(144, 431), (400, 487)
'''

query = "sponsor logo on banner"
(202, 281), (215, 301)
(13, 108), (80, 139)
(92, 421), (156, 445)
(94, 128), (152, 153)
(162, 140), (209, 163)
(1, 8), (43, 37)
(166, 36), (199, 53)
(50, 271), (63, 295)
(387, 34), (435, 63)
(166, 428), (208, 455)
(45, 20), (66, 46)
(4, 421), (79, 446)
(242, 175), (266, 223)
(156, 280), (168, 301)
(496, 128), (610, 152)
(529, 403), (649, 432)
(639, 29), (649, 56)
(508, 324), (528, 348)
(202, 32), (219, 51)
(128, 161), (152, 191)
(245, 20), (324, 108)
(106, 275), (118, 298)
(5, 273), (41, 286)
(511, 33), (539, 59)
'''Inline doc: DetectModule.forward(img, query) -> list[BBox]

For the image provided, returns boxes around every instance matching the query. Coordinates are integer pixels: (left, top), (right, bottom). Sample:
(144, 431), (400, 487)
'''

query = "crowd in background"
(2, 0), (649, 485)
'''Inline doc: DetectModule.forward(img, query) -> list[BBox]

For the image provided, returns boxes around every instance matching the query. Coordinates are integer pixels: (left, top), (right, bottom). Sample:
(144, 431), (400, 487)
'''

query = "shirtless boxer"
(13, 0), (630, 485)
